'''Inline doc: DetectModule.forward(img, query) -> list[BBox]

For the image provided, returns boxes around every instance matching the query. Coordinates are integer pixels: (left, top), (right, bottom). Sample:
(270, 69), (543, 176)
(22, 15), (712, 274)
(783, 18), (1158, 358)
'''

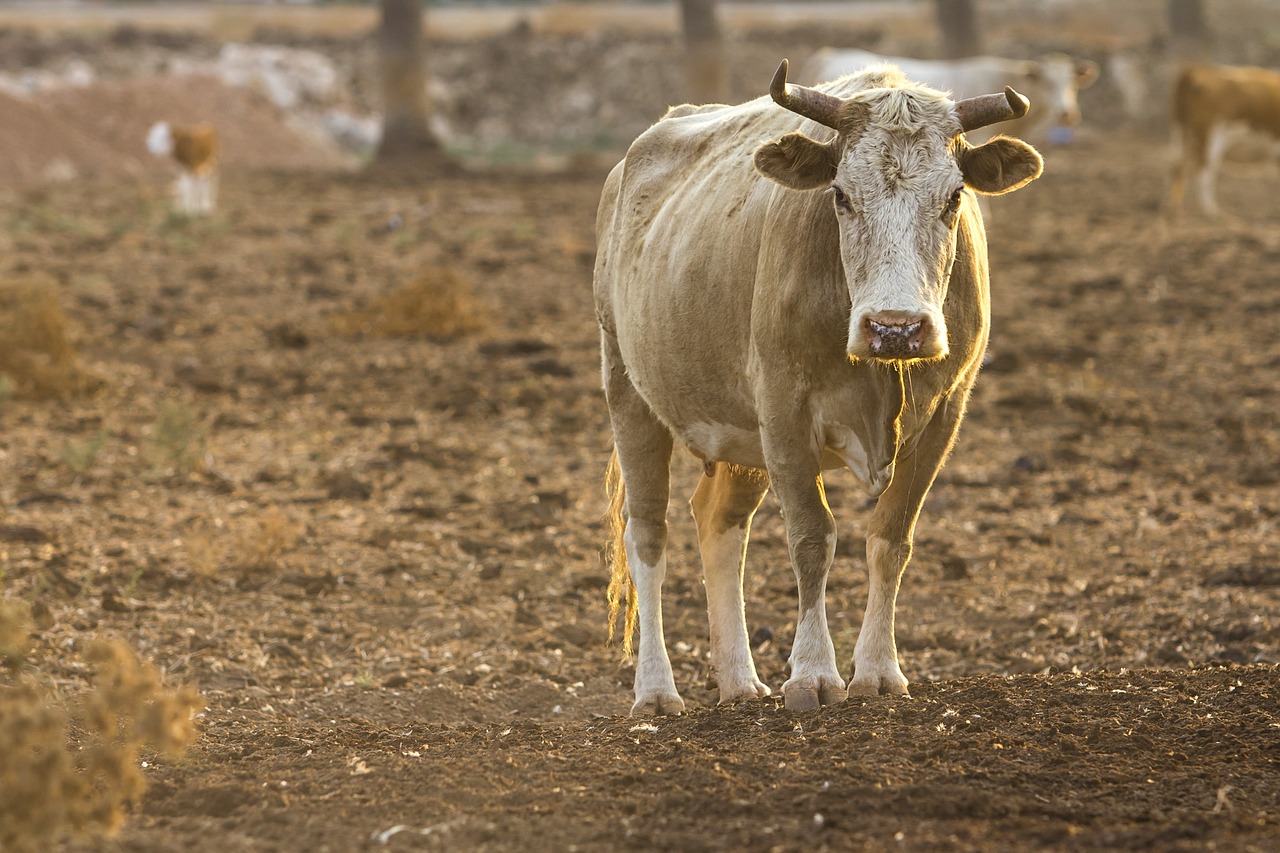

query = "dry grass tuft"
(181, 507), (301, 582)
(227, 506), (301, 575)
(330, 266), (485, 340)
(145, 402), (206, 474)
(0, 275), (99, 398)
(0, 598), (32, 663)
(0, 601), (202, 852)
(183, 522), (222, 579)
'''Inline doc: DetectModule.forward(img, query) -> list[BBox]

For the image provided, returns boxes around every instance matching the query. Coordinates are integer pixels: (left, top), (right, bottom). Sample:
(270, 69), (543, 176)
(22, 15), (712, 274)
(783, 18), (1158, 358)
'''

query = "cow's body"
(1169, 63), (1280, 217)
(803, 48), (1098, 141)
(147, 121), (219, 216)
(596, 62), (1042, 714)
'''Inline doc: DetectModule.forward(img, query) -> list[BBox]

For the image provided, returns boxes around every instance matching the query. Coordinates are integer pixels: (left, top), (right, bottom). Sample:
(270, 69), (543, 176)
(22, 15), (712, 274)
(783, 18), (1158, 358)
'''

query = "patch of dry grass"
(330, 266), (484, 341)
(0, 600), (202, 852)
(0, 275), (99, 398)
(182, 507), (302, 582)
(145, 402), (207, 474)
(227, 506), (302, 575)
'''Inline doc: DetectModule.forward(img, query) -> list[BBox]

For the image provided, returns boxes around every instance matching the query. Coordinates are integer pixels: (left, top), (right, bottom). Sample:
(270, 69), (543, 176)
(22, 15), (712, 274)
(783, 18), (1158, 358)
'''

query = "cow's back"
(595, 97), (818, 433)
(1174, 64), (1280, 138)
(174, 123), (219, 174)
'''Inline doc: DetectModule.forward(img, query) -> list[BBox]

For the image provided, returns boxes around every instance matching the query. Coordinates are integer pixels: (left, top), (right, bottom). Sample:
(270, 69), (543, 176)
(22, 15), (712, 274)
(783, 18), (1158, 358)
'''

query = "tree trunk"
(680, 0), (728, 104)
(1168, 0), (1210, 60)
(933, 0), (982, 60)
(377, 0), (442, 163)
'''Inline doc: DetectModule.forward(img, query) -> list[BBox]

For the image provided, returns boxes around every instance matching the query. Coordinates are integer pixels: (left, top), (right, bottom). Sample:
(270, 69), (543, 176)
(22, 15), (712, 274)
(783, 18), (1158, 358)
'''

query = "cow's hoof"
(717, 679), (771, 705)
(782, 676), (846, 711)
(631, 692), (685, 716)
(847, 672), (910, 698)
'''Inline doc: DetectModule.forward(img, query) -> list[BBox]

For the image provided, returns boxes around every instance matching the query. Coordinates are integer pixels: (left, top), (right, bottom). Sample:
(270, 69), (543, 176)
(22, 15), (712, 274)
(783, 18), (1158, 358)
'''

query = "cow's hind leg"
(175, 173), (194, 215)
(198, 172), (217, 215)
(1168, 125), (1195, 215)
(1170, 123), (1217, 218)
(1197, 122), (1231, 218)
(690, 463), (771, 704)
(603, 336), (681, 716)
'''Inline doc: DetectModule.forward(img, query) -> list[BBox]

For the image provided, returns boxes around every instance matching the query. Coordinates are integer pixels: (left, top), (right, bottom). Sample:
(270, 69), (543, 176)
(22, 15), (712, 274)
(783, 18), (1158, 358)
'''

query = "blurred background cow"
(147, 120), (219, 215)
(801, 47), (1099, 142)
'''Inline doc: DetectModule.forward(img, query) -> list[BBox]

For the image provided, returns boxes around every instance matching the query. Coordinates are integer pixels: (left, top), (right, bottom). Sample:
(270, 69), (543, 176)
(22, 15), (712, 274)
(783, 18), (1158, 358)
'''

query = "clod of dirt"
(1207, 564), (1280, 588)
(325, 471), (373, 501)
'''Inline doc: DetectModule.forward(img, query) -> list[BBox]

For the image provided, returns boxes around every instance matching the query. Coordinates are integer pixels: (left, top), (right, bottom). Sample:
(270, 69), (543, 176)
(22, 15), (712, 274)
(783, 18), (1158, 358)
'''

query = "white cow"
(804, 48), (1099, 140)
(596, 60), (1042, 715)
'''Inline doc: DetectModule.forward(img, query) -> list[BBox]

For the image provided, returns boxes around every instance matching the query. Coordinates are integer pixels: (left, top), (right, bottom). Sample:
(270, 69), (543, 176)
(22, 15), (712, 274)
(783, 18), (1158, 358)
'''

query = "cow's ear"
(754, 132), (838, 190)
(958, 135), (1044, 195)
(1076, 59), (1100, 89)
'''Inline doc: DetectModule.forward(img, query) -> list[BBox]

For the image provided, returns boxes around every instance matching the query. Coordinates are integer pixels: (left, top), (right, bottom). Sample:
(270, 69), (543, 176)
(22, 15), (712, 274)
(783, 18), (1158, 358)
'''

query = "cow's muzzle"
(1057, 108), (1082, 127)
(863, 314), (931, 360)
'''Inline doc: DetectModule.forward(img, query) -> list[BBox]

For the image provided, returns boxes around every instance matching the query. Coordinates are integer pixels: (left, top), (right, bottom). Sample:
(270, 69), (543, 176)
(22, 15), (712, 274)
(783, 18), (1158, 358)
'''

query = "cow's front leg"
(767, 442), (845, 711)
(850, 532), (911, 697)
(850, 395), (966, 698)
(690, 463), (771, 704)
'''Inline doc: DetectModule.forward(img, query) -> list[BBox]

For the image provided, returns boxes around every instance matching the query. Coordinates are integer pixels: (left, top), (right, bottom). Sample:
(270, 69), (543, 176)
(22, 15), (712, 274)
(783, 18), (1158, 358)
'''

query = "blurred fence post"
(933, 0), (982, 60)
(1168, 0), (1210, 61)
(681, 0), (728, 104)
(377, 0), (443, 163)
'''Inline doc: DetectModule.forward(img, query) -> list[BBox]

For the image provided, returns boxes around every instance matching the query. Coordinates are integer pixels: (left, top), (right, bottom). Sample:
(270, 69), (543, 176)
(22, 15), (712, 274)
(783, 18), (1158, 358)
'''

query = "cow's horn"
(954, 86), (1030, 133)
(769, 59), (842, 129)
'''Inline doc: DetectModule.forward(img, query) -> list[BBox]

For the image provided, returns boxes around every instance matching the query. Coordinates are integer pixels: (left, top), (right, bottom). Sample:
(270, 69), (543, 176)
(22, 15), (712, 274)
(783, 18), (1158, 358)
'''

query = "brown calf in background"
(147, 121), (219, 216)
(1169, 63), (1280, 217)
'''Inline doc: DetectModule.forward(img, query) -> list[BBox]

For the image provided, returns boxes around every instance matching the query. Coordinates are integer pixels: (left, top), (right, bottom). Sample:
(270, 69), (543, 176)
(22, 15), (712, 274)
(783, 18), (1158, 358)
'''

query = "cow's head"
(754, 60), (1042, 362)
(1023, 53), (1100, 128)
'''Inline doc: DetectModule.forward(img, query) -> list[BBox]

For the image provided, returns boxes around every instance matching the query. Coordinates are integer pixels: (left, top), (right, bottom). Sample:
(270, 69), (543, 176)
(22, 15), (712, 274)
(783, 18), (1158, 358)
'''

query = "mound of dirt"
(0, 89), (127, 185)
(0, 74), (347, 187)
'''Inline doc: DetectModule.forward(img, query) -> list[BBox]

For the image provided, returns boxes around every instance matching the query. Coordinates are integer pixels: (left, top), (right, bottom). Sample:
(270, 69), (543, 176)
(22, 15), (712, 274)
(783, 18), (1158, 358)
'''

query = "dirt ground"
(1, 11), (1279, 853)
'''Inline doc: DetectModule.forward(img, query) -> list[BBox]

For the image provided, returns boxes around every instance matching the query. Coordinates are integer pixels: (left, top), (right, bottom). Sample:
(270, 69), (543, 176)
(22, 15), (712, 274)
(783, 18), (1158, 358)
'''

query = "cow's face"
(1026, 54), (1100, 128)
(755, 91), (1042, 363)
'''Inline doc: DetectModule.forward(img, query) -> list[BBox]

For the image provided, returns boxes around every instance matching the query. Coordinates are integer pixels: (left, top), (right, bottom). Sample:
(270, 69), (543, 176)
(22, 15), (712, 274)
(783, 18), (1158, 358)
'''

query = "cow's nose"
(864, 315), (929, 359)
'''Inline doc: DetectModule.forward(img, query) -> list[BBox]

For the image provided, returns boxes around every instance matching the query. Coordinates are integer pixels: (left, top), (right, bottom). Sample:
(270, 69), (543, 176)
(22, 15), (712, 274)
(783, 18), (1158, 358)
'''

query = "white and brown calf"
(147, 120), (219, 216)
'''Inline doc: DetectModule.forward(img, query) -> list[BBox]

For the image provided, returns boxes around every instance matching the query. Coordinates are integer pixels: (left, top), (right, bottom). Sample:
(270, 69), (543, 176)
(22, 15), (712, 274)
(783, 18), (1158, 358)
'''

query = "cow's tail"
(604, 448), (637, 659)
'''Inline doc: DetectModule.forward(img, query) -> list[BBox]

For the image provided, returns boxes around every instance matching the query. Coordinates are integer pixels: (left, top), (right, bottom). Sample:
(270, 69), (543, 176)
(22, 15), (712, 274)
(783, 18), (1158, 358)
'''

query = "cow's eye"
(831, 185), (852, 212)
(942, 188), (963, 221)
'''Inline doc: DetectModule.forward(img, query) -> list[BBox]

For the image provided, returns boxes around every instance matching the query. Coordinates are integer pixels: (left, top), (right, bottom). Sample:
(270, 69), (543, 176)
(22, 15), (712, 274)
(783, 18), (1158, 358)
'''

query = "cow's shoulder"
(663, 102), (730, 120)
(619, 99), (781, 190)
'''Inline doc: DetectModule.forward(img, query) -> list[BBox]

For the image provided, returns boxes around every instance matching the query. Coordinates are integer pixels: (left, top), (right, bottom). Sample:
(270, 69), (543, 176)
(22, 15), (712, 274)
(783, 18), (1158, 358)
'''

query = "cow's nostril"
(865, 317), (928, 359)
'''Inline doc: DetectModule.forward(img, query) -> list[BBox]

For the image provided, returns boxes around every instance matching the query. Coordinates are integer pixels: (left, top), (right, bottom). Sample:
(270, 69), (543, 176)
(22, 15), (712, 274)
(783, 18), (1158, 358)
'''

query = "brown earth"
(0, 19), (1278, 853)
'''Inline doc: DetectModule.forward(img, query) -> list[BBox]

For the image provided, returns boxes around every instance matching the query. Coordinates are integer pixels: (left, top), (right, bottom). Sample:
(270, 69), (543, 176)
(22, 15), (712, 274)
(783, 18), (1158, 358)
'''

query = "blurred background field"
(0, 0), (1277, 182)
(0, 2), (1277, 851)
